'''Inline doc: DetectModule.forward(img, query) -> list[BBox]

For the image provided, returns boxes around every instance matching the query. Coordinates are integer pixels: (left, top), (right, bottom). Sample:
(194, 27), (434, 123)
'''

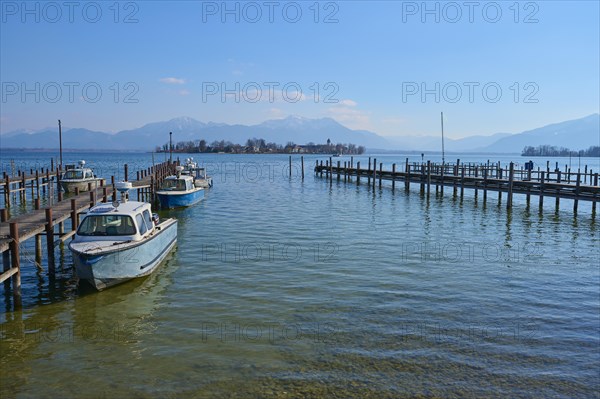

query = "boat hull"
(69, 219), (178, 290)
(61, 179), (101, 193)
(157, 187), (204, 209)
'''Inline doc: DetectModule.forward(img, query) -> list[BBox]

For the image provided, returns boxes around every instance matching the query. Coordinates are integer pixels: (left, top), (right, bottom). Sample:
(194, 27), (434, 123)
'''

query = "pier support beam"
(507, 162), (514, 210)
(9, 222), (22, 307)
(45, 208), (55, 273)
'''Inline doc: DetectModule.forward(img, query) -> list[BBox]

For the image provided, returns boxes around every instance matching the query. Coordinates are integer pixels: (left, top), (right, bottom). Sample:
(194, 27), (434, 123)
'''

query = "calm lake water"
(0, 151), (599, 398)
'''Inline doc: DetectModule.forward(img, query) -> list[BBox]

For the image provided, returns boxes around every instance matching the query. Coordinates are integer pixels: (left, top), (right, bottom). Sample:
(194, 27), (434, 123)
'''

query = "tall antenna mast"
(441, 112), (445, 165)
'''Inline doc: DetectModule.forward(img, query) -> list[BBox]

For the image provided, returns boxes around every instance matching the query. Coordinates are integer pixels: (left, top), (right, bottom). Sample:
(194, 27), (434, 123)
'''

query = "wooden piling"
(574, 172), (581, 214)
(367, 157), (371, 186)
(507, 162), (514, 210)
(301, 156), (304, 180)
(593, 173), (598, 217)
(539, 171), (545, 210)
(427, 161), (431, 197)
(356, 162), (361, 185)
(391, 164), (396, 191)
(45, 208), (55, 272)
(9, 222), (21, 306)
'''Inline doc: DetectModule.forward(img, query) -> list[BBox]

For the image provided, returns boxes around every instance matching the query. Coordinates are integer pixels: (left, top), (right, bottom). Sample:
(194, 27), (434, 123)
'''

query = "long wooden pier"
(0, 160), (177, 308)
(315, 157), (599, 215)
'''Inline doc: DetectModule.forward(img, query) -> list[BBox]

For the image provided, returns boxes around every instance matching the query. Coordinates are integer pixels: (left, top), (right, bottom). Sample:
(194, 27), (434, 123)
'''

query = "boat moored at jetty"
(69, 181), (178, 290)
(60, 160), (102, 192)
(156, 166), (205, 208)
(182, 158), (213, 188)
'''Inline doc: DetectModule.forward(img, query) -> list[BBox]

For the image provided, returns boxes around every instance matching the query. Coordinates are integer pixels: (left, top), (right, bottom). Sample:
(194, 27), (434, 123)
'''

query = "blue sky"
(1, 1), (598, 139)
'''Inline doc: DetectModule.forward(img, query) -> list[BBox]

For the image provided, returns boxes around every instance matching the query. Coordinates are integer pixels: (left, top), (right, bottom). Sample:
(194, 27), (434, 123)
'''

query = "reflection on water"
(1, 153), (599, 398)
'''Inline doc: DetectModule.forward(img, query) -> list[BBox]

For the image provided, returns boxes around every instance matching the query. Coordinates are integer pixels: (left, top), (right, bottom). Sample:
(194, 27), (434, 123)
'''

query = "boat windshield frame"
(160, 178), (188, 191)
(77, 214), (137, 236)
(63, 170), (85, 180)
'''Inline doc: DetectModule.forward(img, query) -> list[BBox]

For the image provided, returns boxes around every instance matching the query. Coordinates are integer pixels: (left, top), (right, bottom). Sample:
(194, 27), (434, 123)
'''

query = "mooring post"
(539, 171), (545, 210)
(371, 158), (376, 189)
(0, 208), (7, 222)
(34, 198), (42, 264)
(592, 173), (598, 217)
(483, 168), (488, 203)
(4, 175), (10, 207)
(420, 163), (425, 193)
(9, 222), (21, 307)
(75, 187), (80, 196)
(289, 156), (292, 178)
(405, 164), (410, 191)
(44, 169), (49, 195)
(329, 158), (333, 185)
(427, 161), (431, 197)
(344, 161), (347, 182)
(337, 160), (341, 181)
(440, 162), (445, 195)
(555, 170), (561, 211)
(124, 164), (129, 182)
(35, 170), (40, 198)
(45, 208), (55, 272)
(454, 159), (460, 196)
(301, 156), (304, 180)
(573, 172), (581, 214)
(367, 157), (371, 186)
(356, 162), (361, 185)
(89, 191), (96, 209)
(460, 166), (465, 198)
(21, 173), (26, 203)
(472, 167), (478, 199)
(391, 163), (396, 191)
(70, 199), (78, 231)
(507, 162), (514, 210)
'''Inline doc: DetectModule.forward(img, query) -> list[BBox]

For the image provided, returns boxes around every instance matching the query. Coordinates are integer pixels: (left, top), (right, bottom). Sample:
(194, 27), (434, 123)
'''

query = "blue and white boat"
(182, 158), (213, 188)
(156, 166), (205, 209)
(60, 160), (102, 193)
(69, 182), (178, 290)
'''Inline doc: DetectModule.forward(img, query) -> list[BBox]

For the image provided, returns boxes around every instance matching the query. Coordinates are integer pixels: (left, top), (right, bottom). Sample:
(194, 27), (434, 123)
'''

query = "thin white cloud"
(268, 108), (285, 118)
(340, 99), (357, 107)
(160, 77), (186, 85)
(328, 105), (372, 130)
(179, 89), (191, 96)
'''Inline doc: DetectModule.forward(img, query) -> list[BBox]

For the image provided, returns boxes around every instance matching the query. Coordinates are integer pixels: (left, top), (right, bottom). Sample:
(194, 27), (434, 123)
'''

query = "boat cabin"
(75, 201), (156, 242)
(63, 160), (96, 180)
(160, 175), (195, 192)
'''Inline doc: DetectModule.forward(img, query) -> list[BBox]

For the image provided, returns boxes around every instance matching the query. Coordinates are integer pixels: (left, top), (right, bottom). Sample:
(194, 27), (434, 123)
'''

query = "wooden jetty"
(0, 161), (177, 308)
(314, 157), (600, 215)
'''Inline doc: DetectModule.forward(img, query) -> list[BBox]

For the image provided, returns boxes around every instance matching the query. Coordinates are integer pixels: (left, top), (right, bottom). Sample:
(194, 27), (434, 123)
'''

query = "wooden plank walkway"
(314, 158), (600, 212)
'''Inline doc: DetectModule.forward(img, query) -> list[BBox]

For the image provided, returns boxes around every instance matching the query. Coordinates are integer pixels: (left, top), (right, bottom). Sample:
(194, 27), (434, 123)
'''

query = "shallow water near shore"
(1, 152), (599, 398)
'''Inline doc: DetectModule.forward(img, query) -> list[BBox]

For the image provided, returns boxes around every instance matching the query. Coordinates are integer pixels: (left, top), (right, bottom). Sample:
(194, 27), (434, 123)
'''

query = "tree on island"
(156, 138), (366, 155)
(522, 145), (599, 157)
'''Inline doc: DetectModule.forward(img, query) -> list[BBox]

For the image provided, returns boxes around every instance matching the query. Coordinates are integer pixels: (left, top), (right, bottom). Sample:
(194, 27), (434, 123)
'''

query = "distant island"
(156, 138), (366, 155)
(521, 145), (599, 157)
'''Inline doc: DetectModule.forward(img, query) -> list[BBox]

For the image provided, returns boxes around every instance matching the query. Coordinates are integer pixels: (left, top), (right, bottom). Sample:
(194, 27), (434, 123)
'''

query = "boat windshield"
(64, 170), (84, 179)
(161, 179), (186, 191)
(77, 215), (137, 236)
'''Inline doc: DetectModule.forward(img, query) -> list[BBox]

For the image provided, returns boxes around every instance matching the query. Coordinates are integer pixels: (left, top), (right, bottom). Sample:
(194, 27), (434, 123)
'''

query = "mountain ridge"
(1, 114), (598, 153)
